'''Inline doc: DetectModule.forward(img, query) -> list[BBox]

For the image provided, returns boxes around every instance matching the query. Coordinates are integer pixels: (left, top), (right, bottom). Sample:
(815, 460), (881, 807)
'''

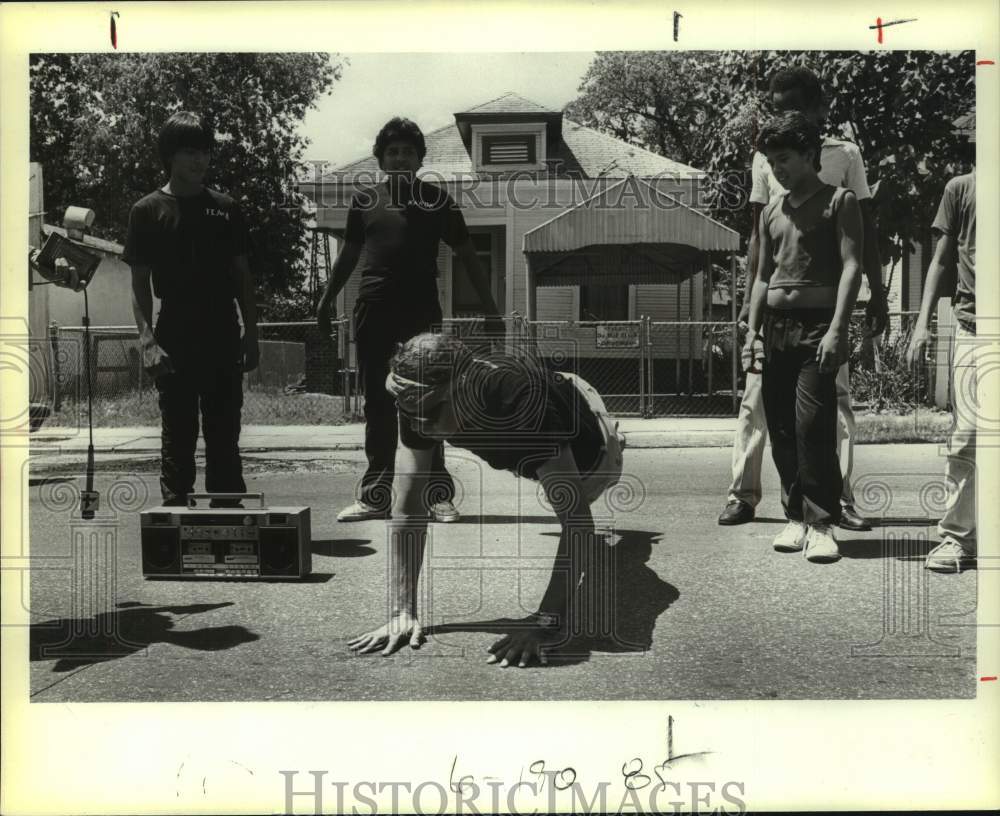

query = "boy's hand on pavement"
(348, 613), (425, 656)
(487, 630), (550, 668)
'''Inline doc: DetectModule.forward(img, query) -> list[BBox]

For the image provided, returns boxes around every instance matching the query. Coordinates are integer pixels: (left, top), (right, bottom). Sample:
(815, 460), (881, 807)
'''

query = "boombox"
(140, 494), (311, 580)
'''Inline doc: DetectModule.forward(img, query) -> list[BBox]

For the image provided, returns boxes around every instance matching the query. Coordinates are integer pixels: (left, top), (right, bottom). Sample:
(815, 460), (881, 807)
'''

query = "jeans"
(760, 308), (843, 525)
(939, 324), (979, 553)
(155, 364), (246, 506)
(728, 359), (855, 508)
(353, 299), (454, 510)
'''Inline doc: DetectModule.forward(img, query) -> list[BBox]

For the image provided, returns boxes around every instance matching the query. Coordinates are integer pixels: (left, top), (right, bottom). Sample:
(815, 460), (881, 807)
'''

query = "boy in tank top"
(745, 112), (864, 563)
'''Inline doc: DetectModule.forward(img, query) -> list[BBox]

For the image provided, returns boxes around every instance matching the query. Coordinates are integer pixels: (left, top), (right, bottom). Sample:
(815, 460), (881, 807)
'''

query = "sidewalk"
(28, 416), (740, 458)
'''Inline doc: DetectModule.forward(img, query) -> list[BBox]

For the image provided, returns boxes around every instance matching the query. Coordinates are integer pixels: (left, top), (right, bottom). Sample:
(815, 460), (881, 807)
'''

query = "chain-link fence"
(41, 311), (946, 427)
(646, 320), (740, 417)
(48, 320), (351, 426)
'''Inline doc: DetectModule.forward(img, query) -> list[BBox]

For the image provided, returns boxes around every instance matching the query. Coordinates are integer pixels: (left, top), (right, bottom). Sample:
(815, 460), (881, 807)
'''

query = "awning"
(523, 175), (740, 255)
(526, 242), (702, 287)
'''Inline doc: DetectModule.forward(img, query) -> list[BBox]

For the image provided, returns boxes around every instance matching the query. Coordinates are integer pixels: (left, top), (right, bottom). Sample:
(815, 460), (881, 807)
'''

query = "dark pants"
(761, 308), (843, 525)
(354, 299), (453, 510)
(155, 364), (246, 506)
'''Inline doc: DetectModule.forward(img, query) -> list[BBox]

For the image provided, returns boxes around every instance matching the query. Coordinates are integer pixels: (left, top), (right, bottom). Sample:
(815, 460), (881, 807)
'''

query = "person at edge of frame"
(347, 332), (626, 667)
(906, 143), (977, 573)
(316, 116), (502, 524)
(745, 111), (864, 564)
(124, 111), (259, 509)
(719, 65), (889, 531)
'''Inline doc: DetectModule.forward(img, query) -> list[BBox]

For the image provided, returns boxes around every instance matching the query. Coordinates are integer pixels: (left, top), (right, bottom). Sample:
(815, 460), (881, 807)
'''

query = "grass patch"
(854, 410), (953, 444)
(51, 389), (357, 428)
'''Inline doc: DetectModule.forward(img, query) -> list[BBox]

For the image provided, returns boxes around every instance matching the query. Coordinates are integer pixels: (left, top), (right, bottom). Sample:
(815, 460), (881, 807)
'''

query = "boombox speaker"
(140, 493), (311, 580)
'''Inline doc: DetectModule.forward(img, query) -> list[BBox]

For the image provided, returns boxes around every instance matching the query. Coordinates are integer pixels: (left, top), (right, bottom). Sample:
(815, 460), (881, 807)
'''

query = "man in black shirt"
(124, 111), (258, 507)
(317, 117), (501, 523)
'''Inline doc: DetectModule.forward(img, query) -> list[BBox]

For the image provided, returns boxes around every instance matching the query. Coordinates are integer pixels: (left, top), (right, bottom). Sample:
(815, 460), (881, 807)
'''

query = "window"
(452, 232), (493, 316)
(580, 285), (630, 321)
(482, 135), (536, 165)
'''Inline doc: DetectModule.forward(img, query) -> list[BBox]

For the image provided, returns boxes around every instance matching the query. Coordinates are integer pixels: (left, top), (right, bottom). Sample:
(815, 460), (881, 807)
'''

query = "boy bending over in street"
(348, 333), (625, 667)
(745, 112), (864, 563)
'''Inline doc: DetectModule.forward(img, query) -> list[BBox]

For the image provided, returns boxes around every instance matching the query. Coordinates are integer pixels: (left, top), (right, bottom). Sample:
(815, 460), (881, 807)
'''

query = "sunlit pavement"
(25, 444), (977, 702)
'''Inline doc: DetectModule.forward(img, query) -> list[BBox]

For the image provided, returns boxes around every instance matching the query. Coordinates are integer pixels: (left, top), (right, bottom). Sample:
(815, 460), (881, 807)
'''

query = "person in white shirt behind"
(718, 65), (888, 531)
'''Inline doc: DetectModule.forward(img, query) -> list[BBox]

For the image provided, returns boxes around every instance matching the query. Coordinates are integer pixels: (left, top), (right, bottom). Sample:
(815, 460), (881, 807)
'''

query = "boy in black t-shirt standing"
(124, 111), (259, 507)
(317, 117), (501, 523)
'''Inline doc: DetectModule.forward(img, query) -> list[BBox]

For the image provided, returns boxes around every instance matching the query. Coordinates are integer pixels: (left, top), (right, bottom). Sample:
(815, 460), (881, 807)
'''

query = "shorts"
(558, 372), (626, 505)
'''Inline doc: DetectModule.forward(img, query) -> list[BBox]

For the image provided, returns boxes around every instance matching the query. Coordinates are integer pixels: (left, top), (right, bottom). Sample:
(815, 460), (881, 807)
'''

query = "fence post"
(48, 321), (61, 412)
(707, 324), (714, 398)
(638, 318), (645, 418)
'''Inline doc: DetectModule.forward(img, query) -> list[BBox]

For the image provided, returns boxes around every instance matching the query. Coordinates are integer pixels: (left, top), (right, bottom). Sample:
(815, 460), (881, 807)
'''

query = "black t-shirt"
(123, 187), (249, 363)
(344, 178), (469, 309)
(399, 359), (604, 480)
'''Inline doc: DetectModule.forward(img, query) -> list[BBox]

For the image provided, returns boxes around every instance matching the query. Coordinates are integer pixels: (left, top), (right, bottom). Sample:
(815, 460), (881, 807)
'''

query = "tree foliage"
(30, 53), (344, 315)
(567, 51), (975, 263)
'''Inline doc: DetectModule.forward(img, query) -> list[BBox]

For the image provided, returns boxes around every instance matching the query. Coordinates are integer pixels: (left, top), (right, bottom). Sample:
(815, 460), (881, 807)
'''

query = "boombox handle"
(186, 493), (266, 509)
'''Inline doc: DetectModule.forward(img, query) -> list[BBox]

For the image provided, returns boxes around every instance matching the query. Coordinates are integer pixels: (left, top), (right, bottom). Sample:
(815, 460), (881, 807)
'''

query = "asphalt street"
(25, 444), (977, 701)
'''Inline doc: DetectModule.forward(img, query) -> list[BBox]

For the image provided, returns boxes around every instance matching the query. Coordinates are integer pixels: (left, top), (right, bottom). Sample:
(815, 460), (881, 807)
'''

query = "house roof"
(458, 91), (559, 116)
(322, 93), (705, 182)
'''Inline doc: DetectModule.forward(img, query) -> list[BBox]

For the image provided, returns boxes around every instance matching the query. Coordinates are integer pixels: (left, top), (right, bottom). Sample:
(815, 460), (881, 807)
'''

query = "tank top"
(763, 184), (850, 289)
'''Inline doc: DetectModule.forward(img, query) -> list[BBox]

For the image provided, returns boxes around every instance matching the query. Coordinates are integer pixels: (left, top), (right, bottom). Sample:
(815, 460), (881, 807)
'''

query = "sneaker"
(925, 539), (976, 573)
(337, 500), (390, 522)
(804, 523), (841, 563)
(773, 520), (808, 552)
(431, 500), (460, 523)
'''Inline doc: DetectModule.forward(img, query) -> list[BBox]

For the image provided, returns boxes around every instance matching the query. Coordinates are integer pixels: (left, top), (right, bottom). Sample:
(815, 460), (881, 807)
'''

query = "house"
(300, 93), (741, 411)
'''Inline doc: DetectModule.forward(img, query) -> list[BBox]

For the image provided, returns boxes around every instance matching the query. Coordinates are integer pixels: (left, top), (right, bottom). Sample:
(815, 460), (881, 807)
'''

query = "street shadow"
(425, 529), (678, 667)
(867, 516), (939, 528)
(28, 476), (75, 488)
(837, 538), (934, 560)
(751, 516), (789, 525)
(449, 515), (560, 525)
(312, 539), (375, 557)
(30, 601), (260, 672)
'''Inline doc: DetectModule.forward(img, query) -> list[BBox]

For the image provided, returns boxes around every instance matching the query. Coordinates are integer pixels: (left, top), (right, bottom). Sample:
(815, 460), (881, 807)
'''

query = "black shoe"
(838, 504), (871, 531)
(718, 500), (755, 525)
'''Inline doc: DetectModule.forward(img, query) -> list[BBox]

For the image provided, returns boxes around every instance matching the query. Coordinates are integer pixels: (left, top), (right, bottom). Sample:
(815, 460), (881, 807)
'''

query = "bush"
(848, 314), (935, 413)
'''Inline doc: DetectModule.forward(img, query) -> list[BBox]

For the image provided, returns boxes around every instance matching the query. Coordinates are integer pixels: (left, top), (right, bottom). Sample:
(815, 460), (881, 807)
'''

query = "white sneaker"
(337, 500), (389, 522)
(925, 539), (976, 573)
(431, 500), (460, 523)
(804, 523), (840, 563)
(773, 520), (808, 552)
